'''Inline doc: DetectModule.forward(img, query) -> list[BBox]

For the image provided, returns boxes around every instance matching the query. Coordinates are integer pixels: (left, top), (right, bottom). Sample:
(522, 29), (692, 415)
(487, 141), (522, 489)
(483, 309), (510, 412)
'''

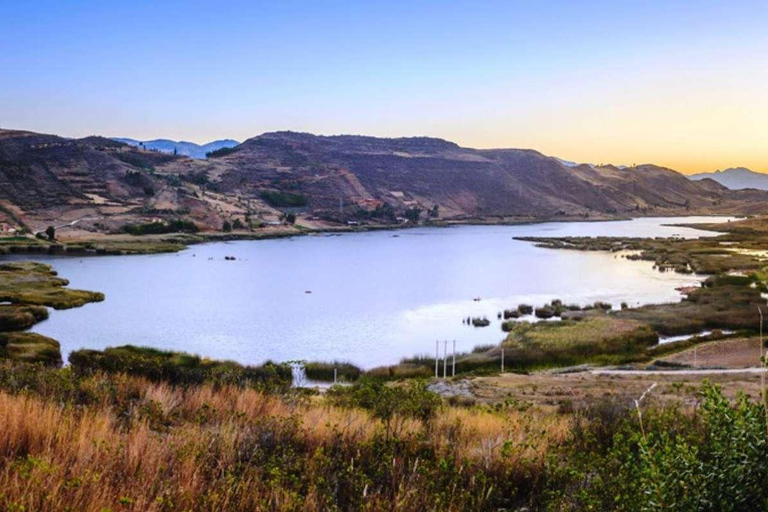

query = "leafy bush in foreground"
(548, 382), (768, 511)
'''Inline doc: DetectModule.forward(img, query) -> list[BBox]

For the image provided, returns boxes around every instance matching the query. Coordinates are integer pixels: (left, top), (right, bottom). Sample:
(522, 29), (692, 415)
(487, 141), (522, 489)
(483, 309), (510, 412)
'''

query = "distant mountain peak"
(110, 137), (239, 159)
(689, 167), (768, 190)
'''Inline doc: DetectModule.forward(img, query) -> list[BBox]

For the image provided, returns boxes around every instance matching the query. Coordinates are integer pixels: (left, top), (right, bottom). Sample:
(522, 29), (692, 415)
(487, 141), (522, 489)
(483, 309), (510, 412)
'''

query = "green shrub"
(518, 304), (534, 315)
(548, 383), (768, 511)
(535, 305), (556, 319)
(327, 380), (442, 437)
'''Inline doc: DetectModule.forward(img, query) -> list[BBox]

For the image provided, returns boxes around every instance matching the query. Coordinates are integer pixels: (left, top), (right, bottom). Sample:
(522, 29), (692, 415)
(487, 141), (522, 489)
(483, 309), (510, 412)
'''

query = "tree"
(429, 204), (439, 218)
(404, 207), (422, 223)
(173, 146), (177, 156)
(280, 213), (296, 225)
(45, 226), (56, 240)
(222, 220), (232, 232)
(232, 219), (244, 230)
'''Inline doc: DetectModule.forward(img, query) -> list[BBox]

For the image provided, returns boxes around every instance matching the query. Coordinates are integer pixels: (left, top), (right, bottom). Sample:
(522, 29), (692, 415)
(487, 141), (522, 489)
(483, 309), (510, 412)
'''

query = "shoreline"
(5, 214), (746, 372)
(0, 212), (740, 258)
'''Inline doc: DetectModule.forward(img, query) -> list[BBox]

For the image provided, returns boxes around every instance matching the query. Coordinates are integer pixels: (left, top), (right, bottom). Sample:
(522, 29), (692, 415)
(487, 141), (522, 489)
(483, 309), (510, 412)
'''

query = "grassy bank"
(0, 262), (104, 365)
(0, 332), (61, 365)
(502, 316), (658, 368)
(70, 345), (291, 391)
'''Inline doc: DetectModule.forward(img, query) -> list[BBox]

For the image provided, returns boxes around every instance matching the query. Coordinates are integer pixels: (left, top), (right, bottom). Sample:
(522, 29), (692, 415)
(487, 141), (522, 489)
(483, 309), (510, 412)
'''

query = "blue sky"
(2, 0), (768, 172)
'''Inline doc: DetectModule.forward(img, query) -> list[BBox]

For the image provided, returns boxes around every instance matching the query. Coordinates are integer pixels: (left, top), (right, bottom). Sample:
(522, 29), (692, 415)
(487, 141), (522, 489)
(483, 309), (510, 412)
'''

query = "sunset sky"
(2, 0), (767, 174)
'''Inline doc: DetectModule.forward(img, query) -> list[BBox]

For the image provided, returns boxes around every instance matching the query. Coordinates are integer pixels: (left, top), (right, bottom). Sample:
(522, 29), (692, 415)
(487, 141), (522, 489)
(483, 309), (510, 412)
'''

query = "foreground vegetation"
(0, 359), (765, 510)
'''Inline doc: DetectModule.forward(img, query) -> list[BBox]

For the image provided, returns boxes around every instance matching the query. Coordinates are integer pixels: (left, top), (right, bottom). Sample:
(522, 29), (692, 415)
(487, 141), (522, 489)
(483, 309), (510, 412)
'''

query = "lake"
(6, 216), (736, 368)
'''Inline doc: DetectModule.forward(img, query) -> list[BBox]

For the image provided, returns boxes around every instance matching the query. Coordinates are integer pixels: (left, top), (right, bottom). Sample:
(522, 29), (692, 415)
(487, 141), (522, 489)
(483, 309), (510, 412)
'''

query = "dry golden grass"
(0, 375), (570, 511)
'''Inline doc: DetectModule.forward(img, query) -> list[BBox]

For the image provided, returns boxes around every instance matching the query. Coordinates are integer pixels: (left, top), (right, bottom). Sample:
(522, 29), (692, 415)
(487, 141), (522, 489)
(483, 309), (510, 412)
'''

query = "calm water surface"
(9, 216), (736, 367)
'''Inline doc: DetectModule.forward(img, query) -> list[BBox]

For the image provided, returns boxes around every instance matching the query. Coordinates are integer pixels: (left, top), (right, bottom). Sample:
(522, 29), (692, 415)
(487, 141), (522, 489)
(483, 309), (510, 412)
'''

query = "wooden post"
(501, 348), (505, 373)
(334, 367), (337, 385)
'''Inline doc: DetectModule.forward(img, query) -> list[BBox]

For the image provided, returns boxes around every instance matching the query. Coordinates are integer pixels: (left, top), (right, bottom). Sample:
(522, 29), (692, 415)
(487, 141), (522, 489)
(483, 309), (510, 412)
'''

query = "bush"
(549, 383), (768, 510)
(327, 380), (442, 437)
(535, 305), (556, 319)
(518, 304), (534, 315)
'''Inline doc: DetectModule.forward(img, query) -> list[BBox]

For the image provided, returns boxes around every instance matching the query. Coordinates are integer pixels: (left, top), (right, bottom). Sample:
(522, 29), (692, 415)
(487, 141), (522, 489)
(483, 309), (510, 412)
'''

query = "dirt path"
(592, 368), (766, 376)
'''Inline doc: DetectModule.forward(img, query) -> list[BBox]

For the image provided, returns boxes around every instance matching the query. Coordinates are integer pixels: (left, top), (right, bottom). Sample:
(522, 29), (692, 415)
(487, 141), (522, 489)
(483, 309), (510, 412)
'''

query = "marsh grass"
(617, 283), (767, 335)
(0, 262), (104, 364)
(0, 332), (61, 365)
(69, 345), (291, 391)
(0, 261), (104, 309)
(503, 316), (658, 368)
(0, 304), (48, 330)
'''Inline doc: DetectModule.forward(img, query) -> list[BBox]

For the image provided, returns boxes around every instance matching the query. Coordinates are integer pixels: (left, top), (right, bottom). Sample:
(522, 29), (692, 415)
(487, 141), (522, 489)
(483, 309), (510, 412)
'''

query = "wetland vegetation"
(0, 262), (104, 365)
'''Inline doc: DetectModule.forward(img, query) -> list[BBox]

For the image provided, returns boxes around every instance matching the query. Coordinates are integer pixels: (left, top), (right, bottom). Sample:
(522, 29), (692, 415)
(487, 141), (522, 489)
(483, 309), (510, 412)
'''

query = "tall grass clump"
(0, 361), (570, 511)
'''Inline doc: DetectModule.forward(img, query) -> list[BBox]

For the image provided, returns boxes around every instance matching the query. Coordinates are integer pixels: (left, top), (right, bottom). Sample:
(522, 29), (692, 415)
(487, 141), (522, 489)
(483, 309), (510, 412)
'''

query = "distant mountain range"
(2, 128), (768, 233)
(111, 137), (239, 159)
(689, 167), (768, 191)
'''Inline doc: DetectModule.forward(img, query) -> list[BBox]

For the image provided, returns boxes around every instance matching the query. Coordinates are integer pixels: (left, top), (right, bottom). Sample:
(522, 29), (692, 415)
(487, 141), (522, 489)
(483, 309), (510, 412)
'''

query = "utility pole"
(757, 306), (763, 359)
(452, 340), (456, 377)
(443, 340), (448, 379)
(435, 340), (439, 379)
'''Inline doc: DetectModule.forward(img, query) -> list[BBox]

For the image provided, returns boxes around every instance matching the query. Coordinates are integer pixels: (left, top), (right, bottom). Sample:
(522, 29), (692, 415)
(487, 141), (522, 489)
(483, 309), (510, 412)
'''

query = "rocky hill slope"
(0, 128), (765, 235)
